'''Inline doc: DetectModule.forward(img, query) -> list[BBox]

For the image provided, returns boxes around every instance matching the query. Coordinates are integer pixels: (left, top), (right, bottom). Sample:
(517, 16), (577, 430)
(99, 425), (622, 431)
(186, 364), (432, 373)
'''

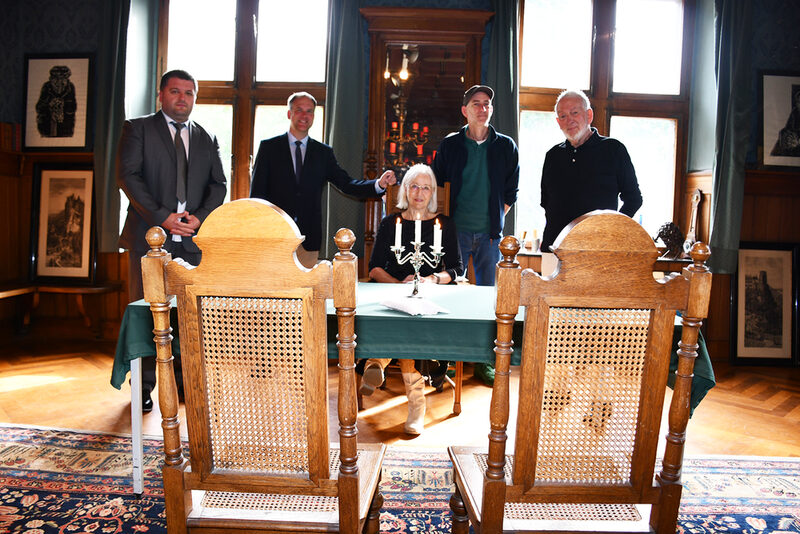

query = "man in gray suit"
(118, 69), (227, 411)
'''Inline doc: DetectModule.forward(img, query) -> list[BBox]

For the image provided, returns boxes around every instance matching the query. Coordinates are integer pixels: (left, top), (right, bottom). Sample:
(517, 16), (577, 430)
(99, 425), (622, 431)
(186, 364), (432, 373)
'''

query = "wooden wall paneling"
(708, 168), (800, 362)
(120, 250), (131, 306)
(18, 171), (32, 283)
(0, 153), (27, 284)
(0, 150), (26, 322)
(790, 195), (800, 242)
(97, 253), (114, 320)
(752, 197), (780, 240)
(739, 194), (756, 242)
(0, 168), (14, 281)
(113, 251), (127, 320)
(96, 251), (127, 337)
(705, 273), (731, 363)
(685, 171), (712, 244)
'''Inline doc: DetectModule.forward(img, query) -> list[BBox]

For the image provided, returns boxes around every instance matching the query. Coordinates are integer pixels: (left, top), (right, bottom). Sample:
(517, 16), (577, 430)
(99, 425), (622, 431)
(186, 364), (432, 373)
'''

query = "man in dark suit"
(118, 69), (227, 411)
(250, 92), (396, 267)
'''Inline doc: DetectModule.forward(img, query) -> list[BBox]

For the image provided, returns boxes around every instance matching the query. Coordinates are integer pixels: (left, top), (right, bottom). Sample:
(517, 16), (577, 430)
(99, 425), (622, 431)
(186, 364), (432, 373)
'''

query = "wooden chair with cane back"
(141, 198), (386, 534)
(360, 181), (464, 415)
(448, 210), (712, 533)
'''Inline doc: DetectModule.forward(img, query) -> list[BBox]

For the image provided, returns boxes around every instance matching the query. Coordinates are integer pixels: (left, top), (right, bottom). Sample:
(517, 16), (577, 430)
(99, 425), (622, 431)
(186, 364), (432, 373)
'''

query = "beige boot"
(360, 358), (390, 396)
(402, 371), (426, 435)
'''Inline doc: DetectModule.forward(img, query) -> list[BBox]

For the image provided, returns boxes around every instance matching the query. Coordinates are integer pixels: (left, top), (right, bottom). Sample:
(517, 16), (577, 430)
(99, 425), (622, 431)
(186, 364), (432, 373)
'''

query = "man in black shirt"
(540, 89), (642, 253)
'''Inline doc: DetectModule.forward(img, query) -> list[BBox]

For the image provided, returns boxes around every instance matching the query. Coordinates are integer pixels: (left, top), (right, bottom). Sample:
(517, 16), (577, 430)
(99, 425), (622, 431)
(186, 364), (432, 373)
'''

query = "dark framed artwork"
(30, 164), (96, 284)
(731, 242), (798, 365)
(23, 54), (93, 151)
(761, 71), (800, 167)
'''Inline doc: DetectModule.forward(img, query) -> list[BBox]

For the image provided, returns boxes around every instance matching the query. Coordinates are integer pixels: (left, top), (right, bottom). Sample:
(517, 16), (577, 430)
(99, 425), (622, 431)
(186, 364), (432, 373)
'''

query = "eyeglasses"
(409, 184), (431, 192)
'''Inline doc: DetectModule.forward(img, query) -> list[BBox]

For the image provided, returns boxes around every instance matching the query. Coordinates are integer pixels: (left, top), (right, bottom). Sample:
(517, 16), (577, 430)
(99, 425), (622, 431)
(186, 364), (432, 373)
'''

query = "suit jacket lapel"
(186, 121), (199, 181)
(154, 111), (177, 165)
(300, 138), (317, 183)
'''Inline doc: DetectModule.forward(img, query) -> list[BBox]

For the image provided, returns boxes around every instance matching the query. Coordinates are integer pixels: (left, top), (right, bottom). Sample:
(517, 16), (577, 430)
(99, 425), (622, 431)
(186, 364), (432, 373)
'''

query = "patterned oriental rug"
(0, 425), (798, 533)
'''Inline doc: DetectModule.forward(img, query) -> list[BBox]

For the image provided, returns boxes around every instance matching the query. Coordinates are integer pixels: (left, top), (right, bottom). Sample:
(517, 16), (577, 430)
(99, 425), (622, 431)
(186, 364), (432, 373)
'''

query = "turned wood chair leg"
(450, 485), (469, 534)
(364, 488), (384, 533)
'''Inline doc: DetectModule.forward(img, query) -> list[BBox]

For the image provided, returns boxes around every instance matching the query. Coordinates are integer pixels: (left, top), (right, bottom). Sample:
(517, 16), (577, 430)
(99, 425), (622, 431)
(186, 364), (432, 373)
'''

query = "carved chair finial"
(145, 226), (167, 255)
(499, 235), (520, 263)
(689, 241), (711, 268)
(334, 228), (356, 255)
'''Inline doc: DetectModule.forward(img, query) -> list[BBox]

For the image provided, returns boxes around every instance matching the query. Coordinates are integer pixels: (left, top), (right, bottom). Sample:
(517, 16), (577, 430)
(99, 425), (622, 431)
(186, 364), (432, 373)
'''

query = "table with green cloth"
(112, 282), (715, 405)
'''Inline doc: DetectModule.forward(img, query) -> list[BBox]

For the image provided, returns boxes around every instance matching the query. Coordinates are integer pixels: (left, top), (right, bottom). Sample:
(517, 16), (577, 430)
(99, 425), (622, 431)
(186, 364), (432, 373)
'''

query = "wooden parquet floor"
(1, 321), (798, 457)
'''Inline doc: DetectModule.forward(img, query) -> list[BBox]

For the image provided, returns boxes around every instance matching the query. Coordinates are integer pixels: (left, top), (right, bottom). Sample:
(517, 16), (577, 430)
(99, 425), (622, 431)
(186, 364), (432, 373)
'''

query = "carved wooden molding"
(359, 7), (493, 277)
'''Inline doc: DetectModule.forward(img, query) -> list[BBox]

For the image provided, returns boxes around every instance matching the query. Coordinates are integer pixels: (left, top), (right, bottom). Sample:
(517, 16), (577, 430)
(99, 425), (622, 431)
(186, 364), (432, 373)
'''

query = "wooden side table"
(0, 281), (122, 335)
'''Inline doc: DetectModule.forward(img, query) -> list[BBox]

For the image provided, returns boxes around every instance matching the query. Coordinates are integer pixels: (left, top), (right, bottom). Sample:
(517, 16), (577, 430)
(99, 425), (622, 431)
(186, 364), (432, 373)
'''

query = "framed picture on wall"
(29, 163), (96, 284)
(23, 54), (93, 151)
(731, 242), (798, 365)
(761, 70), (800, 167)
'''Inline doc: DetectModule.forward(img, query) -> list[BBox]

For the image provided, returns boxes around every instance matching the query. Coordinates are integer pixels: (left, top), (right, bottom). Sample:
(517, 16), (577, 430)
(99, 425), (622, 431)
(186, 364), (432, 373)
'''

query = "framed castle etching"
(732, 242), (798, 365)
(29, 164), (96, 283)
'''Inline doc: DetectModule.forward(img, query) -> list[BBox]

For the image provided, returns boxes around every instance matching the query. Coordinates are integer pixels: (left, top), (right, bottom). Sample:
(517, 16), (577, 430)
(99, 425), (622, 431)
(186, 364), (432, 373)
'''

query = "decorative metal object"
(391, 240), (443, 297)
(654, 222), (684, 259)
(683, 189), (702, 254)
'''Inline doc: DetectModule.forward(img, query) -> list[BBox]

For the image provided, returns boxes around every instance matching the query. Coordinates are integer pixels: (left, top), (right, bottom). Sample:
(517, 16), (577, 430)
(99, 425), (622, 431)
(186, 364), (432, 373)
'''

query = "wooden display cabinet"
(359, 7), (493, 277)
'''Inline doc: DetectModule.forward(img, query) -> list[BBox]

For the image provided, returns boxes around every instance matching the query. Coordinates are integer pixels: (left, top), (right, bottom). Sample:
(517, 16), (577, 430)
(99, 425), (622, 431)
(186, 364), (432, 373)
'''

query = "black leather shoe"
(142, 389), (153, 413)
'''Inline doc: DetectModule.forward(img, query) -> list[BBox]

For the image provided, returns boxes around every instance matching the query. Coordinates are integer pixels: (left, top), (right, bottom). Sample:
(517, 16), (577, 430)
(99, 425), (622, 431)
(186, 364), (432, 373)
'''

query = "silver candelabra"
(391, 240), (444, 297)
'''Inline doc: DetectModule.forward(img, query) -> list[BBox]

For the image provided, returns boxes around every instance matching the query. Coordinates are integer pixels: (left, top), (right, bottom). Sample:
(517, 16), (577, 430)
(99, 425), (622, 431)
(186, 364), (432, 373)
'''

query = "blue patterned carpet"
(0, 425), (797, 533)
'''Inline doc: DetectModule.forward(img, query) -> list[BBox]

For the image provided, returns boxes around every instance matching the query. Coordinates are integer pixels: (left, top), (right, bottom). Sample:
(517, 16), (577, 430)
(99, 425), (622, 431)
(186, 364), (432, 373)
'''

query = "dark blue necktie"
(294, 140), (303, 183)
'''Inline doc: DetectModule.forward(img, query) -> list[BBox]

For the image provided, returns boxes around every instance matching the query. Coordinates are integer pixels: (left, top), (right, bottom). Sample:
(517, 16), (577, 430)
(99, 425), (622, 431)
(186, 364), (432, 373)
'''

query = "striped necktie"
(172, 122), (187, 203)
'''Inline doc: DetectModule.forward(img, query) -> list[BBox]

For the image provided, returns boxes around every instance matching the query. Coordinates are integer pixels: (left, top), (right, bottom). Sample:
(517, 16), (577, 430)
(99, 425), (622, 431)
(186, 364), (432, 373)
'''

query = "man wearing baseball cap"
(432, 84), (519, 386)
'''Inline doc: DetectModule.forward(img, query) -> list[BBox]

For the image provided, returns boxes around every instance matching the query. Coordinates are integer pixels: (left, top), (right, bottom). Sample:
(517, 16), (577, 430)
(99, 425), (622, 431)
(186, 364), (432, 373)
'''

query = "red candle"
(416, 144), (423, 155)
(426, 155), (432, 164)
(391, 121), (398, 129)
(389, 142), (396, 154)
(423, 126), (429, 133)
(432, 150), (437, 160)
(412, 122), (419, 131)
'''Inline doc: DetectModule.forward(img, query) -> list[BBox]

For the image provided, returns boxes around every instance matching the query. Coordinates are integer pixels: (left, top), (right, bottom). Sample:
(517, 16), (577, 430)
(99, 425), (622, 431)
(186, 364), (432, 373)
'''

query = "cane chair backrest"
(449, 210), (712, 534)
(141, 199), (384, 533)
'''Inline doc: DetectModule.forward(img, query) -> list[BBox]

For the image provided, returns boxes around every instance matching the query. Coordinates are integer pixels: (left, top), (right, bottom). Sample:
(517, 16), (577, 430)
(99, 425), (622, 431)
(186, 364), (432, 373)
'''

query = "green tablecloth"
(111, 282), (715, 410)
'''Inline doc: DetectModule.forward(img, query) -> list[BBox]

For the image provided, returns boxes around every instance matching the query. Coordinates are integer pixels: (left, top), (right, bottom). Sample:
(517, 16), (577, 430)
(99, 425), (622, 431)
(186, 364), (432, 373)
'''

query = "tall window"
(518, 0), (692, 241)
(162, 0), (330, 200)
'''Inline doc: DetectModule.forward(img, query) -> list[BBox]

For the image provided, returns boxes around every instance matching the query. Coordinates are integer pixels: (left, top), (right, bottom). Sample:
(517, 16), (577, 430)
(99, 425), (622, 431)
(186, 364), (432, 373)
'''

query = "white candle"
(433, 218), (442, 250)
(394, 217), (402, 248)
(414, 215), (421, 243)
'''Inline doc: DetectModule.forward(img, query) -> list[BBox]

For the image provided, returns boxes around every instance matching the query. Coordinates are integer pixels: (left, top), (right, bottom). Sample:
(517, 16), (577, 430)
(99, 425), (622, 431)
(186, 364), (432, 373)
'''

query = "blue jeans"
(457, 231), (500, 287)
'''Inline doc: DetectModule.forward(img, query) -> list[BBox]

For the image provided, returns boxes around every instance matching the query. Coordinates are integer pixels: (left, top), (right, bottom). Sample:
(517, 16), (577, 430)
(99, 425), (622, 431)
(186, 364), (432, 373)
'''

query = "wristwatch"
(433, 272), (444, 284)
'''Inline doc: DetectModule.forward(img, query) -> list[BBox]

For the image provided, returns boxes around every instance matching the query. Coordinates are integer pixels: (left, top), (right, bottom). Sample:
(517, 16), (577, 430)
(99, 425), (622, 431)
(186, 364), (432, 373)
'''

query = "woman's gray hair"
(396, 164), (438, 212)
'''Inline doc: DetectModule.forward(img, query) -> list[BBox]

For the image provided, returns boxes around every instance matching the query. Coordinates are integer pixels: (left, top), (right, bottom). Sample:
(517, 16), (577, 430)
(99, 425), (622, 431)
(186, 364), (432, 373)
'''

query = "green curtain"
(124, 0), (159, 119)
(487, 0), (519, 142)
(687, 0), (717, 172)
(322, 0), (367, 259)
(486, 0), (520, 236)
(710, 0), (753, 273)
(94, 0), (131, 253)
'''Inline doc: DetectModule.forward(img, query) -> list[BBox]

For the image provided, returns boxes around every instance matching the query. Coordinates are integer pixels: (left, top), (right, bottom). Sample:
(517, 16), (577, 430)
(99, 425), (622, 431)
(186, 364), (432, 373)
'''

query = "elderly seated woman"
(361, 163), (463, 435)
